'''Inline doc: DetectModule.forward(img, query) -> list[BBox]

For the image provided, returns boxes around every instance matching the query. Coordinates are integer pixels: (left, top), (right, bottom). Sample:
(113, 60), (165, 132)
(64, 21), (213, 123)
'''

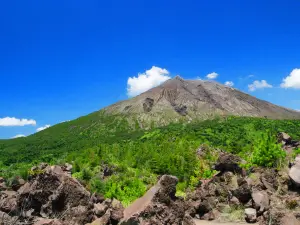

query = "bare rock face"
(143, 98), (154, 113)
(121, 175), (195, 225)
(17, 165), (92, 224)
(0, 164), (125, 225)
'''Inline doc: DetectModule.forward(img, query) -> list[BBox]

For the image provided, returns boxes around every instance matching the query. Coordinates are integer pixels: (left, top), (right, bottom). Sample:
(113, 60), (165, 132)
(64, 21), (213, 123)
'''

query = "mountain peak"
(104, 78), (300, 125)
(173, 75), (184, 81)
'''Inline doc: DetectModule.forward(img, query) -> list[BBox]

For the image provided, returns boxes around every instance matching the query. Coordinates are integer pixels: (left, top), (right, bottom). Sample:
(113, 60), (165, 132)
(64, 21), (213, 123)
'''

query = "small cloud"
(224, 81), (234, 87)
(248, 80), (273, 92)
(127, 66), (171, 97)
(36, 124), (51, 132)
(206, 72), (219, 79)
(280, 68), (300, 89)
(248, 74), (254, 78)
(12, 134), (26, 139)
(0, 117), (36, 126)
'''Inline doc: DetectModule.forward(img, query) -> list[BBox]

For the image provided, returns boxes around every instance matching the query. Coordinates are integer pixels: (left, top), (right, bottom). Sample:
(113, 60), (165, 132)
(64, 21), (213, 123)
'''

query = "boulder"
(278, 132), (292, 145)
(0, 191), (17, 213)
(232, 183), (252, 204)
(88, 209), (111, 225)
(289, 164), (300, 187)
(281, 214), (300, 225)
(252, 191), (269, 213)
(110, 199), (124, 223)
(0, 211), (15, 224)
(214, 152), (242, 174)
(16, 164), (93, 224)
(93, 203), (108, 217)
(245, 208), (257, 223)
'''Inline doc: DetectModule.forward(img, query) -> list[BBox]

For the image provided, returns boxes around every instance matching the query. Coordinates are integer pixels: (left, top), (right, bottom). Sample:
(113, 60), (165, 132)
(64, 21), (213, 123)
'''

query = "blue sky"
(1, 0), (300, 139)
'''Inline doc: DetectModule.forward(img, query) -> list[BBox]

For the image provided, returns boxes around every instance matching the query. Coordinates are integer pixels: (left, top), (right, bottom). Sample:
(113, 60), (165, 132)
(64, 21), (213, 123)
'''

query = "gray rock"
(93, 203), (108, 217)
(252, 190), (269, 213)
(289, 164), (300, 186)
(245, 208), (257, 223)
(280, 214), (300, 225)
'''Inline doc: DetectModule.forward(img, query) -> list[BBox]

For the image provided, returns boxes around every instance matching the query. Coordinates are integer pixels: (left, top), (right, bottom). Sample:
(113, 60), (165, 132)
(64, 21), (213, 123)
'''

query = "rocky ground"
(1, 132), (300, 225)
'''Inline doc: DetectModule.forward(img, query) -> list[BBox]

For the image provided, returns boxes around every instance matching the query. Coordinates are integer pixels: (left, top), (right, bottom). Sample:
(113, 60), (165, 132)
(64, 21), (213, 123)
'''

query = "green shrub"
(251, 131), (286, 168)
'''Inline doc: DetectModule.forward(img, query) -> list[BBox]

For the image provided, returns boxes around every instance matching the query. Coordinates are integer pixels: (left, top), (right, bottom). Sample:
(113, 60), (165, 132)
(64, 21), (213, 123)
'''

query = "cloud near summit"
(280, 68), (300, 89)
(127, 66), (171, 97)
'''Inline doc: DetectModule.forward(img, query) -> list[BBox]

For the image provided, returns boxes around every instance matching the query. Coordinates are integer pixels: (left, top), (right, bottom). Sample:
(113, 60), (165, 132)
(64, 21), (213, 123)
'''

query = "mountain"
(104, 76), (300, 126)
(1, 76), (300, 165)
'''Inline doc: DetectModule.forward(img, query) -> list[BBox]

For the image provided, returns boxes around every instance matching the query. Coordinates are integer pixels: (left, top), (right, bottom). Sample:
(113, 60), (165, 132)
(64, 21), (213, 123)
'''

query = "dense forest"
(1, 114), (300, 206)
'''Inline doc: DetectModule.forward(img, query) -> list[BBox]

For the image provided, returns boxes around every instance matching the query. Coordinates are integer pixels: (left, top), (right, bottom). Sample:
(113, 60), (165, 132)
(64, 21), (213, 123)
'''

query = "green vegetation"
(1, 113), (300, 205)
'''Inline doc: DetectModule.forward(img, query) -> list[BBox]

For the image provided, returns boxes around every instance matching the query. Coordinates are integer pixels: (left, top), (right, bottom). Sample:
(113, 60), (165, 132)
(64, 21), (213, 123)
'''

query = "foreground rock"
(0, 164), (124, 225)
(121, 175), (195, 225)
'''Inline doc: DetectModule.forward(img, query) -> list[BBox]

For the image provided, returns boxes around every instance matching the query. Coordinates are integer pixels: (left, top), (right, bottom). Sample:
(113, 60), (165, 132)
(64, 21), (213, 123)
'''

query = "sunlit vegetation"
(1, 113), (300, 205)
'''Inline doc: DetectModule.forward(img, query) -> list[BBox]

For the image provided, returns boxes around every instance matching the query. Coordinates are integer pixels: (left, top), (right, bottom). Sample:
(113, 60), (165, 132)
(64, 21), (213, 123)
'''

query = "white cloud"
(11, 134), (26, 139)
(36, 124), (51, 132)
(248, 80), (273, 91)
(224, 81), (234, 87)
(127, 66), (171, 97)
(206, 72), (219, 79)
(0, 117), (36, 126)
(280, 68), (300, 89)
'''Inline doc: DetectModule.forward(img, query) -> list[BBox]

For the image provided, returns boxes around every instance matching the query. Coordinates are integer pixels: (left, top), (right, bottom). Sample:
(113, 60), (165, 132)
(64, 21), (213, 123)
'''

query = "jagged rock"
(229, 196), (240, 205)
(245, 208), (257, 223)
(252, 191), (269, 214)
(93, 203), (107, 217)
(281, 214), (300, 225)
(91, 192), (105, 204)
(232, 183), (252, 204)
(122, 175), (194, 225)
(214, 152), (242, 174)
(16, 164), (93, 224)
(289, 164), (300, 187)
(0, 211), (15, 224)
(278, 132), (292, 145)
(201, 211), (215, 221)
(11, 178), (26, 191)
(0, 191), (17, 213)
(280, 214), (300, 225)
(110, 199), (124, 223)
(88, 209), (111, 225)
(0, 177), (7, 191)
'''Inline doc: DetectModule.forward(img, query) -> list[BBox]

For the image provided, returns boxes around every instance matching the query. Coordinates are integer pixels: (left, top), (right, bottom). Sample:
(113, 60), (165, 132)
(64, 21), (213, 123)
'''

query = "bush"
(251, 131), (286, 168)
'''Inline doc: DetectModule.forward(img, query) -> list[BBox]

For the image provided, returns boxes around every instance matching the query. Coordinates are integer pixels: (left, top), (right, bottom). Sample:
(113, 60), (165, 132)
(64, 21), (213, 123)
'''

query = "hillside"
(104, 76), (300, 127)
(1, 78), (300, 212)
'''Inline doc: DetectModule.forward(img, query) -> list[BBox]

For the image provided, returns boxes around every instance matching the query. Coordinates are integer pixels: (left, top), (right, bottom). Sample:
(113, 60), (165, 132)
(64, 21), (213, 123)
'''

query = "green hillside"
(1, 113), (300, 205)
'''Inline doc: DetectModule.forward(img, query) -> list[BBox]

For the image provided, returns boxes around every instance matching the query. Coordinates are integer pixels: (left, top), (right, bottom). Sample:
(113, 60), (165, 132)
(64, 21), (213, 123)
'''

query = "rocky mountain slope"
(105, 76), (300, 126)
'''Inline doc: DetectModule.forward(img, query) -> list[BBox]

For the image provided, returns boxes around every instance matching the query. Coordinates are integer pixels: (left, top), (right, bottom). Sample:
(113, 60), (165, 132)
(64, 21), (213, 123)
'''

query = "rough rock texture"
(252, 191), (269, 214)
(289, 164), (300, 187)
(0, 164), (124, 225)
(121, 175), (195, 225)
(245, 208), (257, 223)
(104, 77), (300, 129)
(214, 152), (243, 174)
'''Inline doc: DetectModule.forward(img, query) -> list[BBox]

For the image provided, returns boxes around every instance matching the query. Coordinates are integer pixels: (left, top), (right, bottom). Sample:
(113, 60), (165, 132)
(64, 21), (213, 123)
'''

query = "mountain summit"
(105, 77), (300, 125)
